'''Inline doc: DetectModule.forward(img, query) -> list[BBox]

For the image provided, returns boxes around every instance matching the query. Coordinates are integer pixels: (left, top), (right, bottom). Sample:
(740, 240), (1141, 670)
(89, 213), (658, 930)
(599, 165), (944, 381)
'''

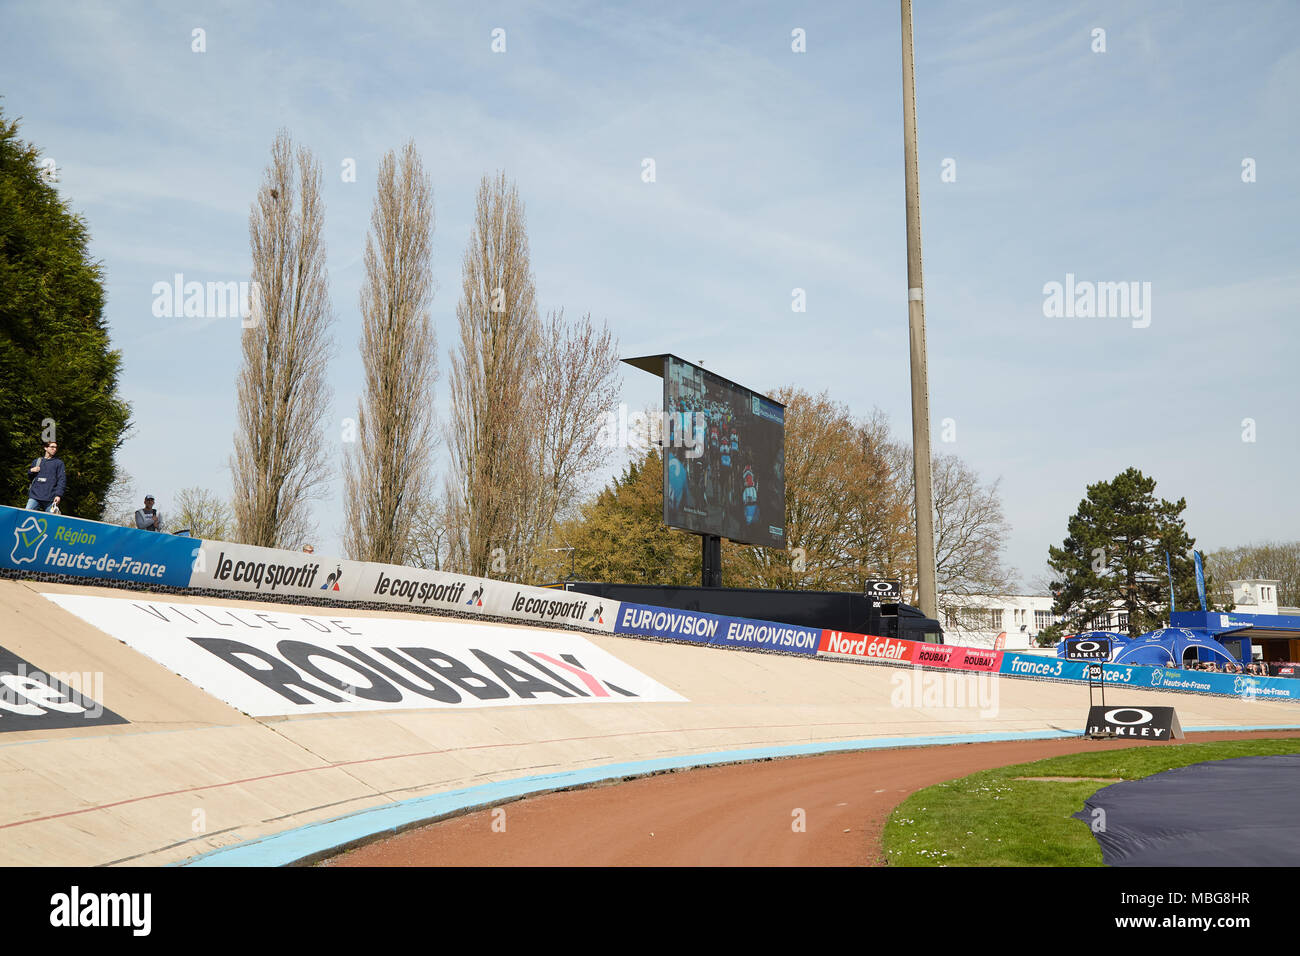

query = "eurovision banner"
(614, 603), (821, 655)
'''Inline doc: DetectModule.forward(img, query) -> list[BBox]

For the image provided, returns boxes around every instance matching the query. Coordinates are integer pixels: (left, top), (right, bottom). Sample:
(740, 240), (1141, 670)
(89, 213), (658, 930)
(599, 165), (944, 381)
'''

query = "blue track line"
(177, 722), (1300, 867)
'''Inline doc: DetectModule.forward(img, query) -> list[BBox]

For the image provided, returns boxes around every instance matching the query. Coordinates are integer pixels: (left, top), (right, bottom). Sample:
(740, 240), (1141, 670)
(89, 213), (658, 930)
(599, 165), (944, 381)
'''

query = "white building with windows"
(938, 593), (1057, 650)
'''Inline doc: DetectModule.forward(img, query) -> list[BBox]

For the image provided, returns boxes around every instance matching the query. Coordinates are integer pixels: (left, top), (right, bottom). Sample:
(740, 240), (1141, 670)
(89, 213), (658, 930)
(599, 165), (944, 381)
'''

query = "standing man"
(134, 495), (163, 531)
(26, 440), (66, 512)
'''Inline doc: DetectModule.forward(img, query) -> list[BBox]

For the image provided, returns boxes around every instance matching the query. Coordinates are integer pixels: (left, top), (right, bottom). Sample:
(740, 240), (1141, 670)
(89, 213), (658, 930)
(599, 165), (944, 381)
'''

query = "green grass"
(882, 738), (1300, 867)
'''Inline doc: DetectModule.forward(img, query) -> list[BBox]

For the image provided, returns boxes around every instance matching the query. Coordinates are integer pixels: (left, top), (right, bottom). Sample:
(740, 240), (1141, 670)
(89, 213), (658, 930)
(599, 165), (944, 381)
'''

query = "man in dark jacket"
(26, 440), (66, 512)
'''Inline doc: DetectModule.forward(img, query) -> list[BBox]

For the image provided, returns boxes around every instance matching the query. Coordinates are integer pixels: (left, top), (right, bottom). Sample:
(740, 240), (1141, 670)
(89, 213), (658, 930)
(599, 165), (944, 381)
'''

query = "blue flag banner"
(1166, 551), (1176, 613)
(1194, 550), (1208, 612)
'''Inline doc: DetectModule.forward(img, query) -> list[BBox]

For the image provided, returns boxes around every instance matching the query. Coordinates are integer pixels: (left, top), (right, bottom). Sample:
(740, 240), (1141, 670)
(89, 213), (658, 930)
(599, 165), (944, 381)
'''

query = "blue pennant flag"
(1194, 550), (1207, 612)
(1166, 551), (1176, 613)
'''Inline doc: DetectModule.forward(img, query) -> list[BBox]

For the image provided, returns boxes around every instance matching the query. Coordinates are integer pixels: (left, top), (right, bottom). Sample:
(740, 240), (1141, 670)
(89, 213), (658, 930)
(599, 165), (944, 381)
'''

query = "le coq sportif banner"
(188, 539), (622, 633)
(43, 593), (685, 717)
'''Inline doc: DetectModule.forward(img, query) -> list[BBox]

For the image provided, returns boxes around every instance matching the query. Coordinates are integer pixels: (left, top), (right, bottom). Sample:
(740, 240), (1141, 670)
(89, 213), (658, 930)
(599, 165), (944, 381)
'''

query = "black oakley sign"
(1065, 637), (1112, 661)
(1085, 705), (1184, 740)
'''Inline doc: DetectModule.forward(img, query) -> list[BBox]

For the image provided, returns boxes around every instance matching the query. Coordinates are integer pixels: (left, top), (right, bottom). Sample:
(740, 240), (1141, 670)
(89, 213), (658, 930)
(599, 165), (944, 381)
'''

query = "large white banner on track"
(44, 593), (684, 717)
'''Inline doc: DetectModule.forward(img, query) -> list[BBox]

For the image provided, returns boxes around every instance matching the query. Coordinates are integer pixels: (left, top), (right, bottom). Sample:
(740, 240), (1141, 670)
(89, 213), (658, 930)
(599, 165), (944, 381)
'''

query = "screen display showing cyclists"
(662, 355), (785, 549)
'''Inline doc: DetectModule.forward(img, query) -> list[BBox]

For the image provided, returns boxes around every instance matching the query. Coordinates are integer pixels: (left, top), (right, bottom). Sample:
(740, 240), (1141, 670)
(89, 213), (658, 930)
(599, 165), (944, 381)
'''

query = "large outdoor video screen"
(662, 356), (786, 549)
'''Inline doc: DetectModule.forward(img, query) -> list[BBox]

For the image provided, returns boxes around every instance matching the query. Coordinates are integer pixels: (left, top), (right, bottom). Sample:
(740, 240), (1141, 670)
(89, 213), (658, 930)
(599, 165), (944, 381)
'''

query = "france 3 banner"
(614, 603), (820, 655)
(42, 592), (683, 717)
(998, 652), (1300, 701)
(1, 506), (196, 587)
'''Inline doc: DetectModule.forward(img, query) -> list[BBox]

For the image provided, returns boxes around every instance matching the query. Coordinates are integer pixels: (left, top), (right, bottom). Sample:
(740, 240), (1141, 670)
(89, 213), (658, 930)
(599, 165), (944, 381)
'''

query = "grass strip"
(882, 738), (1300, 867)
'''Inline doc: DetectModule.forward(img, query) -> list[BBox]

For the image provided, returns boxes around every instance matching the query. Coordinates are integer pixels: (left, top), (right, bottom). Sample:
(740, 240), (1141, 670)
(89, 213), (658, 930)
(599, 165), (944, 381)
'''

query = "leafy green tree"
(1047, 468), (1214, 638)
(0, 109), (131, 517)
(549, 448), (700, 585)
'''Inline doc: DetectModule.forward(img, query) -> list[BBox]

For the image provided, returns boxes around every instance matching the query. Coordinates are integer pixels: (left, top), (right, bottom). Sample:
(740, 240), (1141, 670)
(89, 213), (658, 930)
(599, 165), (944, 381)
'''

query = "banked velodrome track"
(3, 577), (1299, 867)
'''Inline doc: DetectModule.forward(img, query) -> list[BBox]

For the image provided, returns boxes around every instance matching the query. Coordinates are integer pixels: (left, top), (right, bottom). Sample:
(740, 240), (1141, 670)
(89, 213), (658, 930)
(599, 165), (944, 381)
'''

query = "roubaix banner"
(43, 593), (684, 717)
(2, 506), (197, 587)
(614, 602), (821, 655)
(0, 644), (128, 732)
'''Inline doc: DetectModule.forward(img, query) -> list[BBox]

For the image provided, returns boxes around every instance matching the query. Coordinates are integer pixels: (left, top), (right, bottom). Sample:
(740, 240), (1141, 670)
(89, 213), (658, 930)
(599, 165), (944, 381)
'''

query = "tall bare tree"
(343, 142), (438, 563)
(231, 130), (335, 548)
(447, 172), (540, 577)
(170, 487), (235, 539)
(514, 309), (621, 580)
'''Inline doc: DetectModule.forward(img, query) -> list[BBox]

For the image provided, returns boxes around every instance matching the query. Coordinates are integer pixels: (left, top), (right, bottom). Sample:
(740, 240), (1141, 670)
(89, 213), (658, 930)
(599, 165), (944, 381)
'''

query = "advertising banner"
(1064, 637), (1111, 661)
(486, 586), (620, 634)
(947, 645), (1004, 672)
(614, 602), (820, 655)
(43, 593), (685, 717)
(1, 506), (197, 587)
(817, 630), (913, 663)
(1085, 705), (1184, 739)
(999, 652), (1300, 701)
(190, 540), (365, 601)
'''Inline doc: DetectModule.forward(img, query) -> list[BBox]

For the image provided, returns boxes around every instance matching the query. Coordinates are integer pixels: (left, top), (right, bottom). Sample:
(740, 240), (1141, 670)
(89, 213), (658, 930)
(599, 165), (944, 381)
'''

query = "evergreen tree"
(0, 108), (131, 517)
(1047, 468), (1213, 638)
(551, 448), (701, 585)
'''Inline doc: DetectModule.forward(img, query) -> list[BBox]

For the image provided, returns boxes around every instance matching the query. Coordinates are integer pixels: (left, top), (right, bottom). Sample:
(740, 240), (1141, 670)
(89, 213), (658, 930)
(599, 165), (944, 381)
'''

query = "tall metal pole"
(900, 0), (938, 621)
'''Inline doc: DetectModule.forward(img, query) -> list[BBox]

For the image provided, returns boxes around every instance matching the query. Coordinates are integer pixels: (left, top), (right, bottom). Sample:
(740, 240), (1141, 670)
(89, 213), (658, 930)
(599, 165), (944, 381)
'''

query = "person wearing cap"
(134, 495), (163, 532)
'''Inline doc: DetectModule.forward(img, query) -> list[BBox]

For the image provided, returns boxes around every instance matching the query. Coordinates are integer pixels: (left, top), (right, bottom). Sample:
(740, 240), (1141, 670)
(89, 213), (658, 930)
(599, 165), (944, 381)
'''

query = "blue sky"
(3, 0), (1298, 588)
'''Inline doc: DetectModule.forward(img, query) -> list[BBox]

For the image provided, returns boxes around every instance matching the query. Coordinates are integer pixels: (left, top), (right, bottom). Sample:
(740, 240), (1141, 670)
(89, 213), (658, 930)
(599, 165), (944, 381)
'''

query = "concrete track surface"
(2, 578), (1295, 866)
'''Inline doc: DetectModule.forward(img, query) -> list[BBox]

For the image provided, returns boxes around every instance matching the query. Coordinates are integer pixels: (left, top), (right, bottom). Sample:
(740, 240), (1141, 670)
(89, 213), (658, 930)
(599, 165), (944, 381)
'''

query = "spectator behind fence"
(25, 440), (66, 512)
(134, 495), (162, 532)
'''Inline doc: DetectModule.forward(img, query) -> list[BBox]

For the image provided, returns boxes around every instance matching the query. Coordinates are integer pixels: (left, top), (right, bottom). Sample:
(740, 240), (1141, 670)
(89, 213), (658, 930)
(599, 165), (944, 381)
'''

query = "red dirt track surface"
(324, 730), (1300, 867)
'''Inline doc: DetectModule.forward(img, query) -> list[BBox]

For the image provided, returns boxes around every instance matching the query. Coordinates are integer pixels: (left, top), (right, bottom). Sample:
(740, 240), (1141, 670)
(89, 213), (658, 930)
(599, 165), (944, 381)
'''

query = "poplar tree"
(230, 131), (335, 548)
(343, 142), (437, 563)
